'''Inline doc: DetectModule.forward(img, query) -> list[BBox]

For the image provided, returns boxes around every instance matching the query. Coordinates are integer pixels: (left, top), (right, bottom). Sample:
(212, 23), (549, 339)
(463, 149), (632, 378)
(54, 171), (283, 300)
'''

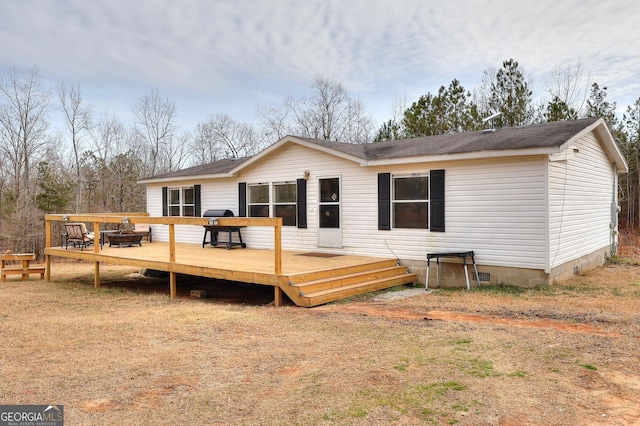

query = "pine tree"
(544, 96), (578, 122)
(401, 79), (481, 137)
(488, 59), (535, 128)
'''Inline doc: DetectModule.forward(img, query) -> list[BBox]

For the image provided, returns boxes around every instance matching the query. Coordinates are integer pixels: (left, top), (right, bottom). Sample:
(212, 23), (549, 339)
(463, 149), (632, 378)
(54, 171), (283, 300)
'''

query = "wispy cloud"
(0, 0), (638, 126)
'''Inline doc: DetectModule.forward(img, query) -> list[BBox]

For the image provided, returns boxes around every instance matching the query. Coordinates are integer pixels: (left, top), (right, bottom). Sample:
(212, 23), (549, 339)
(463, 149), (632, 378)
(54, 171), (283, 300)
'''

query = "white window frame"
(247, 181), (298, 226)
(248, 183), (270, 218)
(392, 174), (429, 229)
(168, 186), (196, 217)
(273, 181), (297, 227)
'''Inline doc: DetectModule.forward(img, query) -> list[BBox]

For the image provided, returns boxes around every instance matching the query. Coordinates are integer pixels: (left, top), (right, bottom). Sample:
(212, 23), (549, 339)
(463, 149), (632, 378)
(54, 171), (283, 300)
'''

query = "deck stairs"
(280, 259), (417, 307)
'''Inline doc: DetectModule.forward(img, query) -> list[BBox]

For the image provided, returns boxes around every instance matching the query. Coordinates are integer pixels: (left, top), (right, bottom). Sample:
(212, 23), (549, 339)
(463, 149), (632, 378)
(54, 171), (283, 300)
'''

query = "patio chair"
(133, 223), (152, 242)
(64, 223), (94, 250)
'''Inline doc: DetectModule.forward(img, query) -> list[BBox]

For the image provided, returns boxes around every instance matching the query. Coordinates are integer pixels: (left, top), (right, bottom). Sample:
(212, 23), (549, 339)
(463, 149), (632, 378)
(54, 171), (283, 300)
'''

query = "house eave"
(138, 173), (232, 185)
(364, 147), (557, 166)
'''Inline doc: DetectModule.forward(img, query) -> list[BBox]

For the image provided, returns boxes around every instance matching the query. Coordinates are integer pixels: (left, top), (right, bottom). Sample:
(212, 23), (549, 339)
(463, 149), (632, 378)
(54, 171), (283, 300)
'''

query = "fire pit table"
(107, 231), (144, 247)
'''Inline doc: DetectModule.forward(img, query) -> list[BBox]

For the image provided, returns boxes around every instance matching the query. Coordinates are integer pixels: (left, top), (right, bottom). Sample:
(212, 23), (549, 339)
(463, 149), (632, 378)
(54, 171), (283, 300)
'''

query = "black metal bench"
(426, 251), (480, 290)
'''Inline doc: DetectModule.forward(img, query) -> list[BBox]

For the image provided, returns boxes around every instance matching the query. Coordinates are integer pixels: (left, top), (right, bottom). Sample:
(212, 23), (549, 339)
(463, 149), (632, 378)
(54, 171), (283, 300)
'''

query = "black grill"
(202, 209), (235, 218)
(201, 209), (246, 249)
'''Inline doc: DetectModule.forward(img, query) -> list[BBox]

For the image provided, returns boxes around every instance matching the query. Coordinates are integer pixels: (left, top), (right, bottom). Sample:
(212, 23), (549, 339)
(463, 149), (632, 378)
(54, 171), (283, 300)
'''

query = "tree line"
(1, 59), (640, 255)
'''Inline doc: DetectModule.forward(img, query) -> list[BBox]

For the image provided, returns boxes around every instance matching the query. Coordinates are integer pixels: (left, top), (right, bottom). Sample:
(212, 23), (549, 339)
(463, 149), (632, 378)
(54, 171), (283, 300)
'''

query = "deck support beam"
(274, 286), (282, 307)
(170, 272), (177, 299)
(94, 262), (100, 288)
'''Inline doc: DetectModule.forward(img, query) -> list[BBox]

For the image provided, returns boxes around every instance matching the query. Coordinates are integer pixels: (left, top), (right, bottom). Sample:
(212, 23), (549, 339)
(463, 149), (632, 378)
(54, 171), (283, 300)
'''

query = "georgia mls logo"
(0, 404), (64, 426)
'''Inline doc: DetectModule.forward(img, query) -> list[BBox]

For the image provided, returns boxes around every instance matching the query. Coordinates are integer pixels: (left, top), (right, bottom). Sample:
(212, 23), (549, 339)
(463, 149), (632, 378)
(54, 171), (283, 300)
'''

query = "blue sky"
(1, 0), (639, 133)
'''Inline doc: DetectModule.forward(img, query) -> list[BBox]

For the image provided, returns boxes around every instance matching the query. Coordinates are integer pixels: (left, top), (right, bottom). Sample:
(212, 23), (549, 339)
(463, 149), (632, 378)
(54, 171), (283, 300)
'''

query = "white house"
(139, 117), (627, 287)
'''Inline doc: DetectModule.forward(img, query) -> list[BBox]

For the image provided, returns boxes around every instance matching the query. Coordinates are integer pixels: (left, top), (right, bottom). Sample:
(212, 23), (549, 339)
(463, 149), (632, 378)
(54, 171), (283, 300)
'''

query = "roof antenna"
(482, 111), (502, 133)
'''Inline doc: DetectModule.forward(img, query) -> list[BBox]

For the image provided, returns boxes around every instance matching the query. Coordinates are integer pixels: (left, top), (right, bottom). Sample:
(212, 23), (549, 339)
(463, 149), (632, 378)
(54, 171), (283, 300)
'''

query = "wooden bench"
(0, 253), (46, 282)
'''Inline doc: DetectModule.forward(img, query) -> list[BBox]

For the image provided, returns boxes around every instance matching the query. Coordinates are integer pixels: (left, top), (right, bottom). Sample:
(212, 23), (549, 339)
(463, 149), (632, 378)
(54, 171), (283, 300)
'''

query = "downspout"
(611, 162), (619, 255)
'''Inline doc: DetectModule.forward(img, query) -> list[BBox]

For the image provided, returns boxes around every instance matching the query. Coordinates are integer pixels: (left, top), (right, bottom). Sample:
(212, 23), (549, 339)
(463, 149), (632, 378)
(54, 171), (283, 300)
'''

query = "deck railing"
(44, 213), (283, 298)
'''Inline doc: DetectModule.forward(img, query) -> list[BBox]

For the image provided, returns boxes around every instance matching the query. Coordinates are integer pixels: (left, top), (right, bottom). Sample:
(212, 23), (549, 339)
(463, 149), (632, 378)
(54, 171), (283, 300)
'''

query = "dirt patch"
(317, 304), (624, 337)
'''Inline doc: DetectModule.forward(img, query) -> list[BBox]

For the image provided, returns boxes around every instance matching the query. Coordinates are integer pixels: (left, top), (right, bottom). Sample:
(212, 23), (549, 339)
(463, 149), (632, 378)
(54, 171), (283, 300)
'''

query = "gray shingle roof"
(141, 118), (602, 181)
(300, 117), (600, 160)
(141, 156), (252, 181)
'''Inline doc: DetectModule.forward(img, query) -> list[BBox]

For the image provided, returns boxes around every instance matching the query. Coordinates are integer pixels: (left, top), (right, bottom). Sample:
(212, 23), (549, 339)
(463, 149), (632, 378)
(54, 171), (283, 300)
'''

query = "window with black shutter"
(296, 178), (307, 228)
(238, 182), (247, 217)
(378, 170), (445, 231)
(430, 170), (445, 232)
(164, 185), (199, 217)
(378, 173), (391, 230)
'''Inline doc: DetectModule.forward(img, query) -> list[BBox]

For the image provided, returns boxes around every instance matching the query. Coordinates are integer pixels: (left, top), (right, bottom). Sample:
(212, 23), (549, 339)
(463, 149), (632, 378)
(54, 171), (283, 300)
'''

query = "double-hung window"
(248, 184), (269, 218)
(273, 182), (297, 226)
(392, 175), (429, 229)
(168, 186), (196, 217)
(247, 182), (297, 226)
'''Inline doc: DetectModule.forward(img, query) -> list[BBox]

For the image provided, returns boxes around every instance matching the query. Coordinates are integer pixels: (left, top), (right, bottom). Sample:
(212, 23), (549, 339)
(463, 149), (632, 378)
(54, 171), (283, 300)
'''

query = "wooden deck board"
(45, 242), (396, 287)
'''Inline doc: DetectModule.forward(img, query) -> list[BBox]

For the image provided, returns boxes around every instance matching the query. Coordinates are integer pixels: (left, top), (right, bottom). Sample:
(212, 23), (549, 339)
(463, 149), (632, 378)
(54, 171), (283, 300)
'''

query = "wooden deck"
(43, 214), (416, 307)
(45, 243), (416, 307)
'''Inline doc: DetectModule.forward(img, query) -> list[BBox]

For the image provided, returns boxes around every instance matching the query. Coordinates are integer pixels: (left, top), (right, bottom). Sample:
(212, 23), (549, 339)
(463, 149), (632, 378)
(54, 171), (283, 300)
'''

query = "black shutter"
(297, 178), (307, 228)
(194, 184), (201, 217)
(378, 173), (391, 230)
(430, 169), (445, 232)
(162, 187), (168, 216)
(238, 182), (247, 217)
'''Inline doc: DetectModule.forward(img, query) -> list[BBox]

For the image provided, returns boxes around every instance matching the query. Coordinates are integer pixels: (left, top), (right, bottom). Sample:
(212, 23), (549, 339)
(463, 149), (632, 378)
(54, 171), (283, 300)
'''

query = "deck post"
(170, 273), (177, 299)
(94, 222), (100, 253)
(45, 218), (51, 281)
(95, 262), (100, 288)
(274, 286), (282, 307)
(169, 224), (176, 299)
(274, 218), (282, 275)
(94, 222), (101, 288)
(169, 224), (176, 262)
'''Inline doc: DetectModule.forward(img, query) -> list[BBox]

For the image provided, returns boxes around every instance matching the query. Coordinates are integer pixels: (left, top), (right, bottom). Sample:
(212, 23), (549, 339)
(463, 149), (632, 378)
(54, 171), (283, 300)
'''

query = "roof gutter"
(363, 146), (558, 167)
(138, 173), (233, 185)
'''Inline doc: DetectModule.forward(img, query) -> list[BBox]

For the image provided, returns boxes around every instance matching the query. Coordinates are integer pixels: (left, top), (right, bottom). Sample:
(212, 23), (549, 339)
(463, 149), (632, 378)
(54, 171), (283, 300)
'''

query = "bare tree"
(256, 105), (289, 142)
(161, 131), (192, 173)
(0, 67), (51, 221)
(391, 93), (409, 124)
(58, 82), (93, 212)
(191, 113), (260, 165)
(259, 76), (376, 143)
(90, 112), (127, 163)
(132, 89), (177, 175)
(543, 60), (592, 116)
(472, 67), (496, 118)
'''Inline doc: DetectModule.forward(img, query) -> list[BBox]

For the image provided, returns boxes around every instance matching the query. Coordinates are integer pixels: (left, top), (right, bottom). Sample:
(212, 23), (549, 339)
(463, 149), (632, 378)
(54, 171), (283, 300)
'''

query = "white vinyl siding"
(548, 133), (613, 268)
(366, 157), (548, 269)
(144, 131), (615, 274)
(146, 149), (548, 268)
(146, 179), (238, 243)
(239, 144), (349, 250)
(238, 149), (548, 268)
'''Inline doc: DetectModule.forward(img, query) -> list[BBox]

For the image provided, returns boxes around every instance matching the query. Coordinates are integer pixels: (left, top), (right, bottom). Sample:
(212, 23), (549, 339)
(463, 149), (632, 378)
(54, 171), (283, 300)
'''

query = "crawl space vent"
(473, 272), (491, 283)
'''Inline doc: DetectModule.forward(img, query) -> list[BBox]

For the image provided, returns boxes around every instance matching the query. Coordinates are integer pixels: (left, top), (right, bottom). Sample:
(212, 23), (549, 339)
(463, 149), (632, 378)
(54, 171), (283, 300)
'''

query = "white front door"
(317, 177), (342, 248)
